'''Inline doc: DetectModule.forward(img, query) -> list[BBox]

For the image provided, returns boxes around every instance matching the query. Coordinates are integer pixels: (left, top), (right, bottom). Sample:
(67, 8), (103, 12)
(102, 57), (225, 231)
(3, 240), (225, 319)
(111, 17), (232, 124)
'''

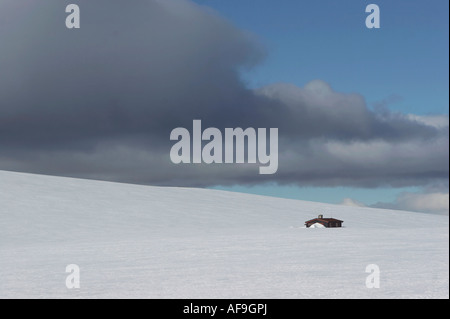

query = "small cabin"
(305, 215), (343, 228)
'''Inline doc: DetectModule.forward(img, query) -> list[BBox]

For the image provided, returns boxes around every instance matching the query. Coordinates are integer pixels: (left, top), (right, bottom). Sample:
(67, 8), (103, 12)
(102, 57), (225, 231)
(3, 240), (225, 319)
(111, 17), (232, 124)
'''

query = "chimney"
(318, 214), (323, 219)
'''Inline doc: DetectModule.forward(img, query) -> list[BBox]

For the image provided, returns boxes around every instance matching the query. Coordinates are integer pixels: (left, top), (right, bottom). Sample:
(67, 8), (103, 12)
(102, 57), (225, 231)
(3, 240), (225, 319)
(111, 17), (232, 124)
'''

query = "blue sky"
(196, 0), (449, 206)
(195, 0), (448, 115)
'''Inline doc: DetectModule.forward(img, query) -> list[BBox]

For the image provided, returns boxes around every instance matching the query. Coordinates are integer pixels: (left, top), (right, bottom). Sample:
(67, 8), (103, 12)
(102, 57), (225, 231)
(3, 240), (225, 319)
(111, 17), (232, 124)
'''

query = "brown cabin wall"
(306, 220), (343, 228)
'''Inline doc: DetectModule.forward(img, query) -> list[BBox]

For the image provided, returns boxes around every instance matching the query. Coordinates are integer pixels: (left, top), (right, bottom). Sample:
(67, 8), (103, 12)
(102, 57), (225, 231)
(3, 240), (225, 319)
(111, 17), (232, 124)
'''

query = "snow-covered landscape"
(0, 170), (448, 299)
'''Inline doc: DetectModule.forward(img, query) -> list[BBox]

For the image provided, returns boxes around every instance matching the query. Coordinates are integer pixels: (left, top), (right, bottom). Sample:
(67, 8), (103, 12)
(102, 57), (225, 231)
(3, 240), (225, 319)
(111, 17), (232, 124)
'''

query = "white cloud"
(372, 191), (449, 215)
(406, 114), (449, 129)
(339, 198), (366, 207)
(396, 192), (449, 214)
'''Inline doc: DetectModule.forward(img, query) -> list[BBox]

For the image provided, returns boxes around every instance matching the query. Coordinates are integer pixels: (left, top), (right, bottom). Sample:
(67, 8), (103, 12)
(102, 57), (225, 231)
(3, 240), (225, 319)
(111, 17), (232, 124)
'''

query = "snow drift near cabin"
(307, 223), (326, 228)
(0, 170), (448, 299)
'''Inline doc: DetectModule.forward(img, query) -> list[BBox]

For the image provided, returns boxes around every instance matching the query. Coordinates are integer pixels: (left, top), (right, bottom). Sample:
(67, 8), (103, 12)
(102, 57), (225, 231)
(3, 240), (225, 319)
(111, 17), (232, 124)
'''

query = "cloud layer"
(0, 0), (448, 193)
(372, 191), (449, 215)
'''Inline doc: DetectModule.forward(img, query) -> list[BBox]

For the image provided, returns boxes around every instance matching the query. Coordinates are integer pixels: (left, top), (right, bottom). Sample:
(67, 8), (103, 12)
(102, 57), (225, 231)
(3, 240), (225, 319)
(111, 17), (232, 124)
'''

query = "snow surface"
(308, 223), (326, 229)
(0, 170), (448, 299)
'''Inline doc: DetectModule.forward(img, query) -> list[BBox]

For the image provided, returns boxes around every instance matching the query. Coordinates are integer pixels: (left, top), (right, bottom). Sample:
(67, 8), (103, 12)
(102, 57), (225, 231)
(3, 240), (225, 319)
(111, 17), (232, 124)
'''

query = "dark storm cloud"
(0, 0), (448, 188)
(0, 0), (264, 147)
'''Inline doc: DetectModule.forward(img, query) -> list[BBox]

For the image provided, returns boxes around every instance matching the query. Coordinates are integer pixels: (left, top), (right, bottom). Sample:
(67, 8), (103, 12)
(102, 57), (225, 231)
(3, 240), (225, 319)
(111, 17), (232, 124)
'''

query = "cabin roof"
(305, 217), (344, 224)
